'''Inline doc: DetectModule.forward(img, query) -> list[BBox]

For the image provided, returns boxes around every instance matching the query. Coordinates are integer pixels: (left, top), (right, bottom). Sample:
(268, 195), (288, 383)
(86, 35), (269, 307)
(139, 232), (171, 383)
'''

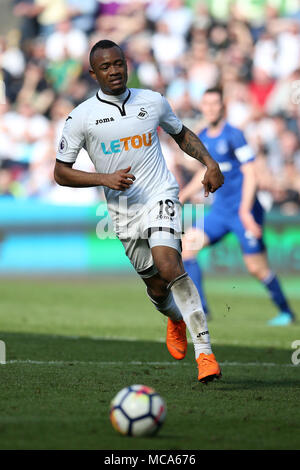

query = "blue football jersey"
(198, 122), (255, 213)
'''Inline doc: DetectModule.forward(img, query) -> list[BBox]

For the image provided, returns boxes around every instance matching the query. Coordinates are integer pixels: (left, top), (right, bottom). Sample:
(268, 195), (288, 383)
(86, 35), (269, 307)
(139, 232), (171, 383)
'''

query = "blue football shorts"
(195, 200), (265, 255)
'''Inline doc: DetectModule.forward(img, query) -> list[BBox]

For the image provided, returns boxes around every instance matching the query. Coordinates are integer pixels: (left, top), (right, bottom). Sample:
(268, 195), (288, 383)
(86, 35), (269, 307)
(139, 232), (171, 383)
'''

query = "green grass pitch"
(0, 275), (300, 450)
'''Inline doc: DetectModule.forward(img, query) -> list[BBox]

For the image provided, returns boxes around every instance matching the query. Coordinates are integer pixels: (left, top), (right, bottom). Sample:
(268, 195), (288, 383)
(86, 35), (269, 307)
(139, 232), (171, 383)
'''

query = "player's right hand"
(105, 166), (136, 191)
(202, 162), (224, 197)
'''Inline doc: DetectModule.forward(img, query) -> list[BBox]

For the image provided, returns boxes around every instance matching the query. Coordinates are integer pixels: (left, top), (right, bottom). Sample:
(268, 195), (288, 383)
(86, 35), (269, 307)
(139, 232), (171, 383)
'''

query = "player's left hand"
(239, 209), (262, 239)
(202, 163), (224, 197)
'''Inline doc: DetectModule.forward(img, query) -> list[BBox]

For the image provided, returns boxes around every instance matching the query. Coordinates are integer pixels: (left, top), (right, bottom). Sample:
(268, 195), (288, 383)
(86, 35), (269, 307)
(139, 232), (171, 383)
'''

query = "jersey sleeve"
(56, 109), (85, 164)
(157, 95), (183, 135)
(230, 128), (255, 165)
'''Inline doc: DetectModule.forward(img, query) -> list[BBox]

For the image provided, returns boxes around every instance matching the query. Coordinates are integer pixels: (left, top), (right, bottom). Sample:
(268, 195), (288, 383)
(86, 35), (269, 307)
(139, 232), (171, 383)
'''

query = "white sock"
(147, 290), (183, 322)
(169, 273), (212, 358)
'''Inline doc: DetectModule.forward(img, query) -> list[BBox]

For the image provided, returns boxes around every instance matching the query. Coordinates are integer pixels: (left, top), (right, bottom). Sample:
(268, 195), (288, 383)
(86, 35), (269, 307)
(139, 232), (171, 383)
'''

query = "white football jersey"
(56, 87), (183, 230)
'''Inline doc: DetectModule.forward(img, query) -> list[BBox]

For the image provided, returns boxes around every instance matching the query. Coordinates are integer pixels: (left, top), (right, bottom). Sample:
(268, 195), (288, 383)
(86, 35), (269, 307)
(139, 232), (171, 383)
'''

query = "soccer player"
(54, 40), (225, 383)
(180, 87), (296, 326)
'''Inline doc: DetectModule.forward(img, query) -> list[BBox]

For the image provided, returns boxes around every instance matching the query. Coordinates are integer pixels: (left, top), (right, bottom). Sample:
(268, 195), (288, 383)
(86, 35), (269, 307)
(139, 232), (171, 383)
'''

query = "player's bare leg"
(243, 252), (270, 281)
(243, 252), (295, 326)
(142, 256), (187, 360)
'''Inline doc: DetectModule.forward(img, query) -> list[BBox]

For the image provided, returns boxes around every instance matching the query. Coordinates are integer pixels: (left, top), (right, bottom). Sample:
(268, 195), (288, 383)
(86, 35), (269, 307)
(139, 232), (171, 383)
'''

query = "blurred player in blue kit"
(180, 87), (296, 326)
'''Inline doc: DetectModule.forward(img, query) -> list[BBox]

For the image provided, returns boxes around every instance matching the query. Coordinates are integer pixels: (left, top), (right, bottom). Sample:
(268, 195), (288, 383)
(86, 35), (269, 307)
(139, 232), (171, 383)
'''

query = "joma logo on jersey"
(96, 117), (115, 125)
(101, 132), (152, 154)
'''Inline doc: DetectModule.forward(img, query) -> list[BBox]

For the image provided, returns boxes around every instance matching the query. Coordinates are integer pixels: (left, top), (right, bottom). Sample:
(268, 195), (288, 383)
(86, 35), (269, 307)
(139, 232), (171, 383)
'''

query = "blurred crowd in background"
(1, 0), (300, 214)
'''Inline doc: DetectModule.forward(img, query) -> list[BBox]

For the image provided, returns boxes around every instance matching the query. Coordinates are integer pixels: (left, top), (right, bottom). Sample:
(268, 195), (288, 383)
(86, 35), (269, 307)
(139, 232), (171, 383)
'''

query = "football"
(109, 384), (166, 437)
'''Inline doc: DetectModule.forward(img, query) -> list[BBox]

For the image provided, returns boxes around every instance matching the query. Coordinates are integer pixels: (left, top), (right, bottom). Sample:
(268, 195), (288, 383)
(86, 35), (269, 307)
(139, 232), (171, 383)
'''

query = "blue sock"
(262, 272), (294, 318)
(183, 258), (209, 314)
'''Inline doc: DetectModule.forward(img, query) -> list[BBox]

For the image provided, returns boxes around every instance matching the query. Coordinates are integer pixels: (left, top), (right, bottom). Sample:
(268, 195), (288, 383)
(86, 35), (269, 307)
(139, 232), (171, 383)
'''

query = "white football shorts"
(117, 197), (183, 278)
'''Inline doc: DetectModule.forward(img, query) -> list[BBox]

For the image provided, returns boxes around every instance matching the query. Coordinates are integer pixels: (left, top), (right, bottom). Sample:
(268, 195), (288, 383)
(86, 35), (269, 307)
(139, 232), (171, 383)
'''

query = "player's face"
(89, 46), (128, 95)
(200, 93), (223, 126)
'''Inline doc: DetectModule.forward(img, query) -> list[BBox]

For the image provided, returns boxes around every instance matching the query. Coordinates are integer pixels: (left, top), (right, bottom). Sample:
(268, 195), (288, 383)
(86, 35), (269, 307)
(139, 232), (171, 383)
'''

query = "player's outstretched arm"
(239, 161), (262, 238)
(54, 161), (135, 191)
(170, 125), (224, 196)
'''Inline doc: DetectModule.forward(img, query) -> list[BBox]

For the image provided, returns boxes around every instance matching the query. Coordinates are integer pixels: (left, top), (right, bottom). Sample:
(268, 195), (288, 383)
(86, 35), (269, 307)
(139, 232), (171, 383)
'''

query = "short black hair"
(89, 40), (124, 67)
(204, 87), (223, 100)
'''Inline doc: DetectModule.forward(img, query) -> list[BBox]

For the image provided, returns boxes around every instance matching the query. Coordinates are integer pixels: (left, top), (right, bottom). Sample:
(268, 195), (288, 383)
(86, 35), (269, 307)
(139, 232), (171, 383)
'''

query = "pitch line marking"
(5, 360), (297, 367)
(28, 333), (293, 349)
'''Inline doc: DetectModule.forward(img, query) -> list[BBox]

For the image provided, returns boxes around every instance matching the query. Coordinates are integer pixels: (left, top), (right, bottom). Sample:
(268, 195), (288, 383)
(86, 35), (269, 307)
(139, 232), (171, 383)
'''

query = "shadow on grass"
(0, 331), (299, 450)
(1, 330), (298, 380)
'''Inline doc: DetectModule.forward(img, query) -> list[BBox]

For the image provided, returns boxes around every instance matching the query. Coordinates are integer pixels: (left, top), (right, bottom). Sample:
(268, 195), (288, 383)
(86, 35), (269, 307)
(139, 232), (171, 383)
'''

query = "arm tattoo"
(171, 125), (212, 166)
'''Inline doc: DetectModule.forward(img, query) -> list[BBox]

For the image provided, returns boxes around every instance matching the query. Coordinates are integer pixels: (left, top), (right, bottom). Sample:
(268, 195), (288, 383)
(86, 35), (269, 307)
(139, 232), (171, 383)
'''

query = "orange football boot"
(196, 353), (222, 383)
(166, 318), (187, 360)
